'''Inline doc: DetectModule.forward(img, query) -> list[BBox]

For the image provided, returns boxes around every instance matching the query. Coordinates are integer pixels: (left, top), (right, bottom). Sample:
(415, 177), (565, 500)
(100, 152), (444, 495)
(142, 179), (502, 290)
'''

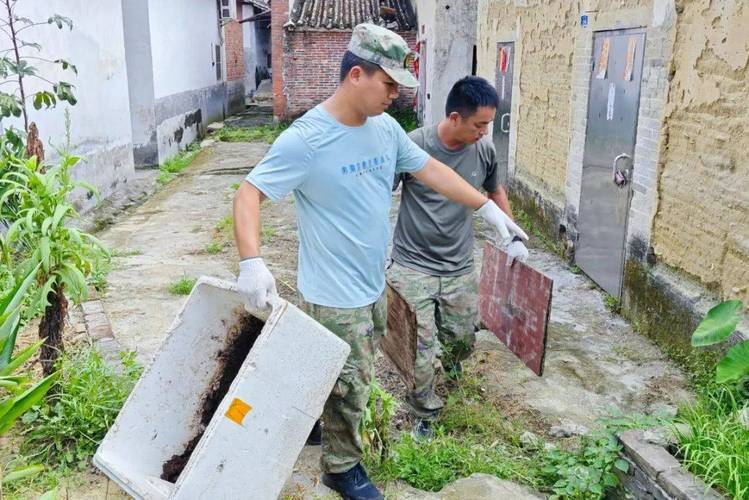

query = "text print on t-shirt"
(340, 154), (391, 176)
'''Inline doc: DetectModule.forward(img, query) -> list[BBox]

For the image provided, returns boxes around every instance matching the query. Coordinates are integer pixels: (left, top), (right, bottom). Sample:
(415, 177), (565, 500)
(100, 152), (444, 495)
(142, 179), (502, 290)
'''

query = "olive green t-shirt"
(391, 125), (500, 276)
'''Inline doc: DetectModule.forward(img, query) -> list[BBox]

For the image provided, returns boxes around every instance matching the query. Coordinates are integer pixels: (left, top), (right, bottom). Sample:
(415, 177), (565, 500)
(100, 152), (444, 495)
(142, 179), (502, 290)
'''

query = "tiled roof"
(289, 0), (417, 31)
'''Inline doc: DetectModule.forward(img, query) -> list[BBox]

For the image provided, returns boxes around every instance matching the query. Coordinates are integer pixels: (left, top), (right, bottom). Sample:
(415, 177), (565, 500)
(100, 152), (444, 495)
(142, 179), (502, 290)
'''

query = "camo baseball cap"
(348, 23), (419, 88)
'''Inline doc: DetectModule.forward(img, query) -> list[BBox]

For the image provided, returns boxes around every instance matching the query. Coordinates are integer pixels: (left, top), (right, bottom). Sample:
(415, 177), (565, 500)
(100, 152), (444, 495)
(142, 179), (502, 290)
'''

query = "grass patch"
(675, 385), (749, 498)
(168, 276), (196, 295)
(603, 294), (621, 314)
(111, 248), (142, 258)
(10, 348), (141, 491)
(215, 123), (289, 144)
(365, 375), (664, 498)
(215, 215), (233, 235)
(205, 241), (223, 255)
(377, 432), (537, 492)
(230, 182), (240, 190)
(386, 108), (418, 132)
(157, 143), (200, 185)
(261, 225), (277, 241)
(513, 206), (565, 255)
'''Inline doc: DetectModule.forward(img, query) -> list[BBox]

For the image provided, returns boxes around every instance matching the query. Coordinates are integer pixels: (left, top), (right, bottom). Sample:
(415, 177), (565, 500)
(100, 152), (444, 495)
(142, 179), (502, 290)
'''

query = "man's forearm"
(233, 181), (265, 259)
(489, 186), (513, 219)
(412, 158), (487, 209)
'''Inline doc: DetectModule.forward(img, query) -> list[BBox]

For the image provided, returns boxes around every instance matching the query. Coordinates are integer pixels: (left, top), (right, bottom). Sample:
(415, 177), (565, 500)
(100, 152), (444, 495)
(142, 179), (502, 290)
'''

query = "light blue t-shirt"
(246, 105), (429, 308)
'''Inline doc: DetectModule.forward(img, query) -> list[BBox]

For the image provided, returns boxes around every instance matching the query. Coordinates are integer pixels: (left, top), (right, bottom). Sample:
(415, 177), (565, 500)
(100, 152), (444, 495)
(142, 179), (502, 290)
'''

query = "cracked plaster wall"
(651, 0), (749, 306)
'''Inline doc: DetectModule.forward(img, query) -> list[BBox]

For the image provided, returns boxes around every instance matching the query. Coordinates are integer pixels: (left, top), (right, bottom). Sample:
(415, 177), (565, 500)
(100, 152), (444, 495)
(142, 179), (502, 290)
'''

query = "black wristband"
(512, 235), (524, 243)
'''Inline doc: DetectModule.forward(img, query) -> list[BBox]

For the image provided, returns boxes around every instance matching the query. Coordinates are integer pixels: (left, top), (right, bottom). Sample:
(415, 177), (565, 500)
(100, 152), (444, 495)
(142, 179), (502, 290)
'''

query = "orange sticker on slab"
(225, 398), (252, 425)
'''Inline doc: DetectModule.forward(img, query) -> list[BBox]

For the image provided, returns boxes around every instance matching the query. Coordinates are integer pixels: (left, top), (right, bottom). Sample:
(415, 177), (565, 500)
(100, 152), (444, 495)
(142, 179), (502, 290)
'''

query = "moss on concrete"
(622, 259), (720, 386)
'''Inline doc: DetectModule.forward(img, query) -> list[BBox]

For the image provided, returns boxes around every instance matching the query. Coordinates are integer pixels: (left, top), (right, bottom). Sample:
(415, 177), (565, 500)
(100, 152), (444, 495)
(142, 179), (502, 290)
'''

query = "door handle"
(612, 153), (631, 187)
(500, 113), (510, 133)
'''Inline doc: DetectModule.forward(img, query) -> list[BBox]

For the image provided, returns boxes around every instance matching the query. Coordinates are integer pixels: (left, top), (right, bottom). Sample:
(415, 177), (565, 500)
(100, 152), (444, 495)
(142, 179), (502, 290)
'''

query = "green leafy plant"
(541, 434), (626, 499)
(0, 1), (77, 132)
(17, 347), (141, 483)
(0, 264), (58, 488)
(168, 276), (196, 296)
(0, 152), (109, 374)
(386, 107), (418, 132)
(360, 381), (397, 466)
(691, 300), (747, 384)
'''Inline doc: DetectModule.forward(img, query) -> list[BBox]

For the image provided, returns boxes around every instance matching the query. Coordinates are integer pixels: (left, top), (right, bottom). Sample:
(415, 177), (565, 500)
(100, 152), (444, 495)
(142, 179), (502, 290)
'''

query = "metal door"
(492, 42), (514, 186)
(576, 29), (645, 297)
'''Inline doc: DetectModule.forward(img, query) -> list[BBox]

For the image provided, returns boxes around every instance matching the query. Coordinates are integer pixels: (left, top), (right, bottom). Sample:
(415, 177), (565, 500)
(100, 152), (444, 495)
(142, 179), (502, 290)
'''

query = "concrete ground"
(58, 140), (690, 498)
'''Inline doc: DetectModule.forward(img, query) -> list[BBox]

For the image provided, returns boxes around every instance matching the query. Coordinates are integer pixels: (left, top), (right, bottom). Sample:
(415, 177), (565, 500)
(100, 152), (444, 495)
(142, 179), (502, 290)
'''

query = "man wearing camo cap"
(234, 23), (527, 500)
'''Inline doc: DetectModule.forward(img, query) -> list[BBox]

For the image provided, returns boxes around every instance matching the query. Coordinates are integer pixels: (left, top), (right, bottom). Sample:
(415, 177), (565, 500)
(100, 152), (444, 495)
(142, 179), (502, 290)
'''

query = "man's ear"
(348, 65), (363, 84)
(447, 111), (462, 125)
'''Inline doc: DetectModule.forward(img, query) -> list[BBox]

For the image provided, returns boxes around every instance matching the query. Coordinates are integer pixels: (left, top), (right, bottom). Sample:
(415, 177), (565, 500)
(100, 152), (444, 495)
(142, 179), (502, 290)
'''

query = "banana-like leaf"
(716, 340), (749, 383)
(0, 371), (59, 434)
(0, 264), (38, 316)
(691, 300), (744, 347)
(0, 339), (44, 377)
(50, 203), (70, 233)
(2, 464), (45, 483)
(40, 236), (51, 273)
(0, 308), (21, 368)
(41, 216), (53, 236)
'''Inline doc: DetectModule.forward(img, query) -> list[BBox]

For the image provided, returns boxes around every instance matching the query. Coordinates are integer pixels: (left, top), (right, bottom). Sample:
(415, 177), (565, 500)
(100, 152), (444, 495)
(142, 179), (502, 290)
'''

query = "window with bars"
(217, 0), (232, 20)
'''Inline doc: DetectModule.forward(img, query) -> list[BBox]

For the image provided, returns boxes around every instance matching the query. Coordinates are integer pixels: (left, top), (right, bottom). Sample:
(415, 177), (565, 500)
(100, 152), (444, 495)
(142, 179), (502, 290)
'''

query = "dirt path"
(53, 139), (690, 499)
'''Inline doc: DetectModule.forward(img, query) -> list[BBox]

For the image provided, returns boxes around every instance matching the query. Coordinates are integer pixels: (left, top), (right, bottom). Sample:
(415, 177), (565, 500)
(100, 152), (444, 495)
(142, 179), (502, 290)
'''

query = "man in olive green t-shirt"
(389, 76), (529, 440)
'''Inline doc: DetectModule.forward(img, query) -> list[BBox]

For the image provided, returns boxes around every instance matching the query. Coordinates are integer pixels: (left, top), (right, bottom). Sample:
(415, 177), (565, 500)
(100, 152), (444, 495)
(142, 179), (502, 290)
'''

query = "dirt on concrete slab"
(161, 312), (264, 482)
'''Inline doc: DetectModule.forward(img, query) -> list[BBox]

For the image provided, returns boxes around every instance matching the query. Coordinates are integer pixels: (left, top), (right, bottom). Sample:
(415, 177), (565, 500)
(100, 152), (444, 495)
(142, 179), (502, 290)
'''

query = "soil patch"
(161, 312), (265, 482)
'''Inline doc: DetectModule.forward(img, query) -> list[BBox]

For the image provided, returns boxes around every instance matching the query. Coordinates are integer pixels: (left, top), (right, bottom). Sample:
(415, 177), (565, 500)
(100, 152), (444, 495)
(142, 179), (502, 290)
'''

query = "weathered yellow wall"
(477, 0), (647, 206)
(478, 0), (578, 205)
(652, 0), (749, 305)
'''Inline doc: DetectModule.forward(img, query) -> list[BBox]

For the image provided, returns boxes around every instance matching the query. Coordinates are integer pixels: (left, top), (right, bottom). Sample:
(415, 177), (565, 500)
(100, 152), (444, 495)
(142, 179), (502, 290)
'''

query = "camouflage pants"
(386, 262), (477, 419)
(302, 292), (386, 474)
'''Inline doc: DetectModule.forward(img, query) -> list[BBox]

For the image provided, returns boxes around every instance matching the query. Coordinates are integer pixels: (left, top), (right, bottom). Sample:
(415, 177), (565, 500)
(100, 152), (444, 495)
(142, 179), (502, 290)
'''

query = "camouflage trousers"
(386, 262), (477, 419)
(302, 292), (386, 474)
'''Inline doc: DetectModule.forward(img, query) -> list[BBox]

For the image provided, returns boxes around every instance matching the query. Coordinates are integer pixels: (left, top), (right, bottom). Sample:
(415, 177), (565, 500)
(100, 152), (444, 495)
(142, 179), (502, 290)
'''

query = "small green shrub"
(168, 277), (196, 296)
(205, 241), (223, 255)
(17, 348), (141, 481)
(360, 381), (397, 467)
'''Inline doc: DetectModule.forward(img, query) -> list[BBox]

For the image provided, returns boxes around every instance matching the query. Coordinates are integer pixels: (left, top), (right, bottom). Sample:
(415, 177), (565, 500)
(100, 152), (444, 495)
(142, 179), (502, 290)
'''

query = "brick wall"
(278, 29), (417, 119)
(271, 0), (287, 117)
(651, 1), (749, 306)
(224, 0), (244, 81)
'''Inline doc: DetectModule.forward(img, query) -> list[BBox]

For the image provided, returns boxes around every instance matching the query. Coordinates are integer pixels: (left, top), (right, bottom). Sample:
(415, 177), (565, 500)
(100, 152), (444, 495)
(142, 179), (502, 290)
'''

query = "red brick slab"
(478, 241), (553, 376)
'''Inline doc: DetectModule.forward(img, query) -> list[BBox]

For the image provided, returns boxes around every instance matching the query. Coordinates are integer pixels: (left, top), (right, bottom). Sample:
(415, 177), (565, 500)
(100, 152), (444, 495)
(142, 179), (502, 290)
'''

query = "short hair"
(340, 50), (380, 82)
(445, 76), (499, 118)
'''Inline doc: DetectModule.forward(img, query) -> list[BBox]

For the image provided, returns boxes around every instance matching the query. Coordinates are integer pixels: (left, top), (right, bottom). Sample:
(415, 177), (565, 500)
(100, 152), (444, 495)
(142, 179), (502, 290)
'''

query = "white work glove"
(237, 257), (278, 315)
(505, 238), (529, 267)
(476, 200), (529, 244)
